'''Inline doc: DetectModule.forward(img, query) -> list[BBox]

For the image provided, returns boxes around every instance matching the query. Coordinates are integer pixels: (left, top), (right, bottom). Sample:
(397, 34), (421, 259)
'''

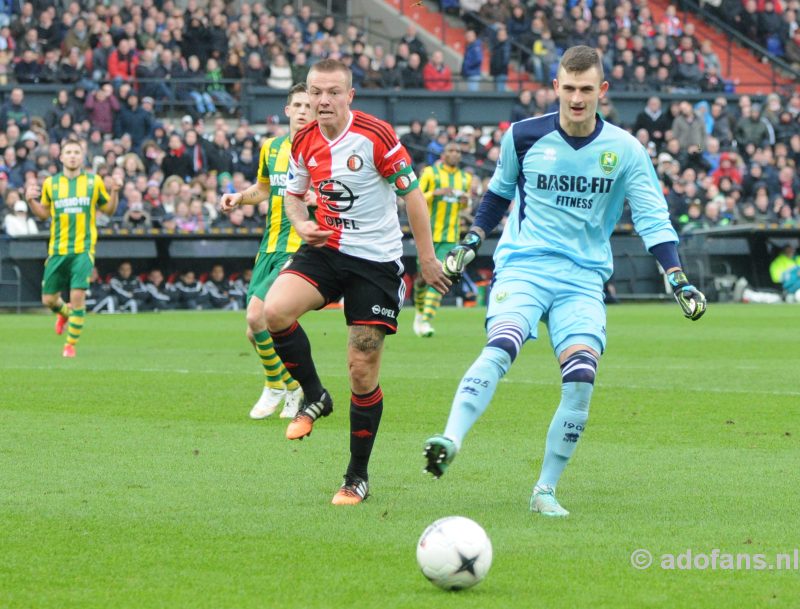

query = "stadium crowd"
(1, 0), (799, 276)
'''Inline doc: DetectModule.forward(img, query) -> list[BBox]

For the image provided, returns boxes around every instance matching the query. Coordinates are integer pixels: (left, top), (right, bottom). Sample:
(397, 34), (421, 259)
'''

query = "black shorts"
(281, 244), (406, 334)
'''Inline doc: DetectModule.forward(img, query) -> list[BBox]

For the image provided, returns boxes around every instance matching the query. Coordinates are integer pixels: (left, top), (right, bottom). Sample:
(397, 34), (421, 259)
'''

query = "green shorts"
(417, 241), (455, 272)
(42, 253), (94, 295)
(247, 250), (293, 305)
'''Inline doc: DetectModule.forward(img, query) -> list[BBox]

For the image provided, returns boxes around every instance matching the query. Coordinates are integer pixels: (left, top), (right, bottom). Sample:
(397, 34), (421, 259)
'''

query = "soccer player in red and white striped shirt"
(263, 59), (451, 505)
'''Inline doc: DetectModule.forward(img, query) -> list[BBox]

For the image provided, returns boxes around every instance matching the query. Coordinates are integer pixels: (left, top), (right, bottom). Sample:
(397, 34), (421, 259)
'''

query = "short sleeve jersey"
(41, 171), (110, 256)
(286, 110), (417, 262)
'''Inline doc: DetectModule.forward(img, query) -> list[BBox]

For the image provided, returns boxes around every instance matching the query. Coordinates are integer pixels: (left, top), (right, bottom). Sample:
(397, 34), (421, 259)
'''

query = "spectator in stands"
(380, 54), (403, 90)
(108, 38), (138, 85)
(205, 129), (234, 174)
(14, 48), (42, 83)
(116, 95), (155, 152)
(205, 57), (237, 115)
(672, 101), (707, 153)
(401, 52), (424, 89)
(178, 55), (216, 119)
(507, 5), (531, 43)
(626, 65), (651, 92)
(758, 0), (785, 50)
(267, 53), (292, 89)
(675, 50), (704, 92)
(401, 119), (429, 167)
(598, 98), (620, 125)
(510, 89), (533, 122)
(633, 96), (671, 148)
(138, 267), (174, 311)
(400, 24), (428, 65)
(785, 28), (800, 67)
(489, 25), (510, 92)
(121, 198), (152, 229)
(162, 133), (194, 182)
(735, 104), (773, 149)
(172, 269), (205, 310)
(548, 4), (573, 50)
(0, 88), (30, 130)
(3, 199), (37, 235)
(423, 50), (453, 91)
(461, 29), (483, 92)
(84, 83), (120, 136)
(109, 261), (142, 313)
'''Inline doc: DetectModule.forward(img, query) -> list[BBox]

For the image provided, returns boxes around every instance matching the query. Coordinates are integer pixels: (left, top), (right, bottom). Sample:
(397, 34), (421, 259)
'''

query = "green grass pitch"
(1, 305), (798, 609)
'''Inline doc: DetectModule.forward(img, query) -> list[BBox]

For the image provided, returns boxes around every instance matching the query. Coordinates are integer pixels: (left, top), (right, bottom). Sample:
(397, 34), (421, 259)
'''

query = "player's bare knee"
(245, 309), (265, 334)
(262, 301), (294, 332)
(41, 294), (56, 307)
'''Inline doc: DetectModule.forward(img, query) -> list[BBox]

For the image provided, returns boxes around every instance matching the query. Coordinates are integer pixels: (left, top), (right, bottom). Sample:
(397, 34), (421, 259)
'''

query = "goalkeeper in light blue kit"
(423, 46), (707, 517)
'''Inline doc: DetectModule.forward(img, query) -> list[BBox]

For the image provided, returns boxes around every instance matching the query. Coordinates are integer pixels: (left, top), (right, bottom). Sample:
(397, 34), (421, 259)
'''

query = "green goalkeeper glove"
(443, 231), (482, 279)
(668, 270), (707, 321)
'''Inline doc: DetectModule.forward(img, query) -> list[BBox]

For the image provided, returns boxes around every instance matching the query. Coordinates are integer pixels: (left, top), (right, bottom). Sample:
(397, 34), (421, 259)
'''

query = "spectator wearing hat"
(3, 199), (38, 236)
(121, 196), (152, 229)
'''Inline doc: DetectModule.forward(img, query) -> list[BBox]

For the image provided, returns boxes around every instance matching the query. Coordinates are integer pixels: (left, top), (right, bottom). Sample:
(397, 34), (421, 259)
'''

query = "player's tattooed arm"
(285, 192), (332, 246)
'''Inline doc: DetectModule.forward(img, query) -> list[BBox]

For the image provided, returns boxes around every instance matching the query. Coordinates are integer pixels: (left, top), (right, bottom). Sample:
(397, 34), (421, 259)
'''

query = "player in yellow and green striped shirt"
(219, 83), (312, 419)
(413, 142), (473, 338)
(25, 136), (121, 358)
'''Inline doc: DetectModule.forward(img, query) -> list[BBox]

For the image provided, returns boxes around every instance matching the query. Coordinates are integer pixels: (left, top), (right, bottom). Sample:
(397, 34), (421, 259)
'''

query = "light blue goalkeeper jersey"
(488, 112), (678, 281)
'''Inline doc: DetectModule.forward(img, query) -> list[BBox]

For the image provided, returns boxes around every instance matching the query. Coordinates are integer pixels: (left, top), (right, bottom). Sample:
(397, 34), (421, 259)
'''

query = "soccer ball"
(416, 516), (493, 591)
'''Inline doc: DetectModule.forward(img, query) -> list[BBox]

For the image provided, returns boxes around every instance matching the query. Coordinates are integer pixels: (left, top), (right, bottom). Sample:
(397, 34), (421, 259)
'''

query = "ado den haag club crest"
(599, 151), (619, 175)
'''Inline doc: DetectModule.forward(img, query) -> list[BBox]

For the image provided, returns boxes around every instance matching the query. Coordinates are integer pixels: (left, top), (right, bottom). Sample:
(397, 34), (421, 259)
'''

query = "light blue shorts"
(485, 255), (607, 357)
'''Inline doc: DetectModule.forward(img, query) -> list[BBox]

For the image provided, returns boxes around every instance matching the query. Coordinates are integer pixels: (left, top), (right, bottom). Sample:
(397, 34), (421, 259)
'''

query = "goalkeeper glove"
(443, 231), (481, 279)
(668, 270), (707, 321)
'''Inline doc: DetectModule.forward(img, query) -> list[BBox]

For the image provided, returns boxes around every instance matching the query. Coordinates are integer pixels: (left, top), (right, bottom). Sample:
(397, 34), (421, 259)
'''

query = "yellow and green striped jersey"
(257, 134), (302, 254)
(418, 162), (473, 243)
(41, 171), (110, 256)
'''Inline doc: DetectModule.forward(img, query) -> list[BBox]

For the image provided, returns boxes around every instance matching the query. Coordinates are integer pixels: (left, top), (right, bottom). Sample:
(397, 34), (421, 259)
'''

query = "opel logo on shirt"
(317, 179), (359, 212)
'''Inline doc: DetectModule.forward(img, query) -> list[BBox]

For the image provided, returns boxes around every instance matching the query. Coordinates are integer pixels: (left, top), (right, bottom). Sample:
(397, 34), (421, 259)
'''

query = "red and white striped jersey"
(287, 110), (418, 262)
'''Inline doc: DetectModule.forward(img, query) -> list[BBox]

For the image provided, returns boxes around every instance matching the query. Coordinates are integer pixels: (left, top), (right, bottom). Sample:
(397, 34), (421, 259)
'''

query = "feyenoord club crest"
(599, 151), (619, 175)
(347, 154), (363, 171)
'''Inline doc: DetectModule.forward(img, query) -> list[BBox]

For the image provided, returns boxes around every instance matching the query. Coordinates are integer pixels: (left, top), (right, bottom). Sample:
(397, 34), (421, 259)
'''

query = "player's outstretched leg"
(269, 321), (329, 438)
(531, 349), (597, 517)
(424, 317), (526, 477)
(331, 385), (384, 505)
